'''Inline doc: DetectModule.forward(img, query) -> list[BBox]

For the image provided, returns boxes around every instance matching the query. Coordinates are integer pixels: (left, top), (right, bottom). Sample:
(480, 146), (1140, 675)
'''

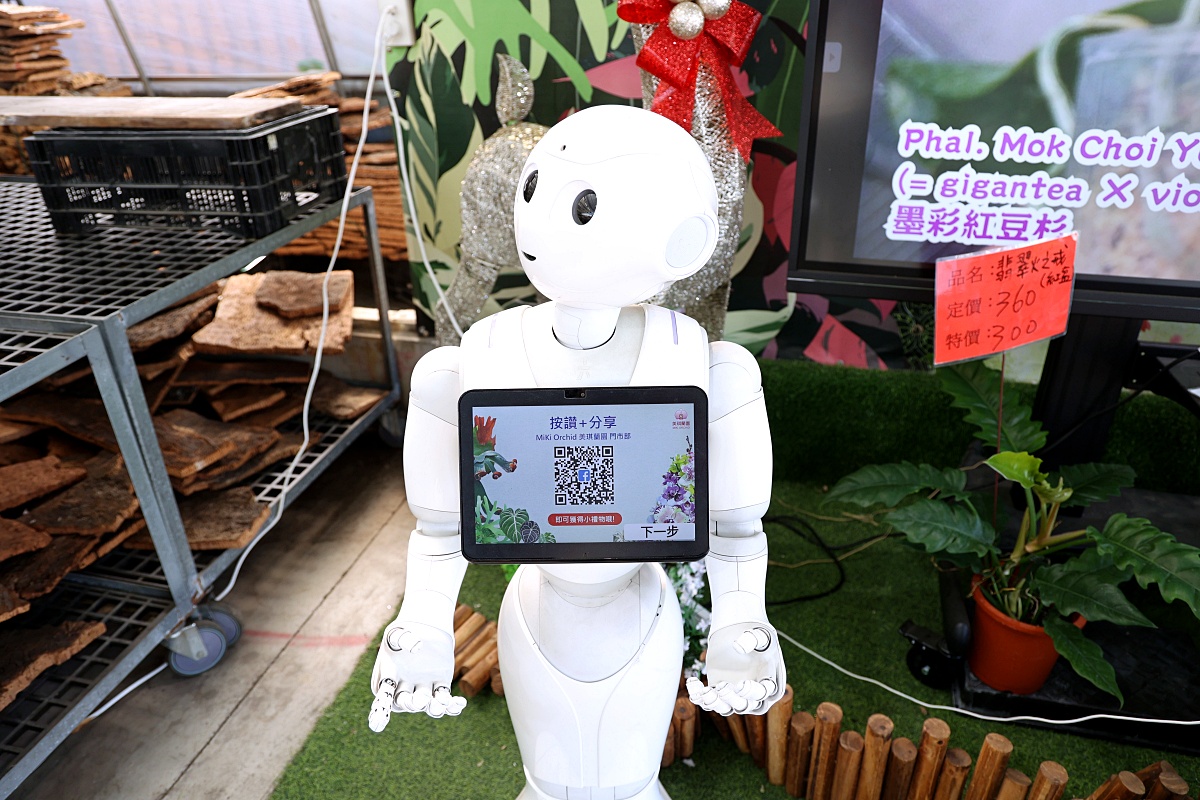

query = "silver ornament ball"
(696, 0), (731, 20)
(668, 1), (705, 40)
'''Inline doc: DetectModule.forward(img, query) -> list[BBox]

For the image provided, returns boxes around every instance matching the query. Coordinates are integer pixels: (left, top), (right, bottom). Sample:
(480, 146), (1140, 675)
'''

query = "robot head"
(513, 105), (719, 308)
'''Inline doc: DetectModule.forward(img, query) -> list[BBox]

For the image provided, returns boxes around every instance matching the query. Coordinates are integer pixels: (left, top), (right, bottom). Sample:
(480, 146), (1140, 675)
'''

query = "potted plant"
(824, 361), (1200, 701)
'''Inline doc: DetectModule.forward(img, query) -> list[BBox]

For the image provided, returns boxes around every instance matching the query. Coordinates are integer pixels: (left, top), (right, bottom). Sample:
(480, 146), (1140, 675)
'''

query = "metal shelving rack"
(0, 181), (402, 796)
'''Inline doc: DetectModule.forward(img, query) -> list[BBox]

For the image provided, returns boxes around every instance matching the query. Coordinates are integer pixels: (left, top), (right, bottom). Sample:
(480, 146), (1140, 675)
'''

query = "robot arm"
(687, 341), (786, 716)
(369, 347), (470, 731)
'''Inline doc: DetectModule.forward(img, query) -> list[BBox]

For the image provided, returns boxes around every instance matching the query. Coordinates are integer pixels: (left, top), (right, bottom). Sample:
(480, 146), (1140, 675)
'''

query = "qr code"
(553, 445), (615, 506)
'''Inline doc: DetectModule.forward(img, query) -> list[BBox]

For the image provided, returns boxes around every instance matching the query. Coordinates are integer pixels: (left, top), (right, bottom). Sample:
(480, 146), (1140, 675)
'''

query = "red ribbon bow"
(617, 0), (781, 161)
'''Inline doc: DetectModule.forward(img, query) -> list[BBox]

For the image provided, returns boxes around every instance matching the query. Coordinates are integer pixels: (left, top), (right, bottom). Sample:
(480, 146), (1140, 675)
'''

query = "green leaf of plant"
(888, 60), (1016, 102)
(826, 462), (966, 508)
(1056, 463), (1136, 507)
(498, 506), (530, 541)
(885, 499), (997, 558)
(938, 362), (1046, 453)
(1090, 514), (1200, 619)
(1044, 613), (1123, 704)
(985, 452), (1046, 489)
(1032, 552), (1155, 628)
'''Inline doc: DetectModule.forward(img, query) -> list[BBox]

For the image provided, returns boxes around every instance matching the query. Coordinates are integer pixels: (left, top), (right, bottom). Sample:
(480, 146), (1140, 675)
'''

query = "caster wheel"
(198, 601), (243, 647)
(167, 620), (228, 677)
(378, 406), (405, 448)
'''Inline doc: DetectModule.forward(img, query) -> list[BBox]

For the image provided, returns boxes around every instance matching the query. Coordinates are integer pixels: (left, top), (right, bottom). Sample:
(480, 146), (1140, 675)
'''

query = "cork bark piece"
(94, 515), (145, 559)
(176, 432), (307, 495)
(255, 270), (354, 319)
(127, 294), (219, 352)
(150, 412), (239, 479)
(174, 357), (313, 388)
(136, 341), (194, 381)
(45, 432), (98, 465)
(236, 389), (305, 429)
(0, 620), (107, 713)
(313, 375), (387, 420)
(159, 409), (279, 479)
(0, 519), (51, 563)
(0, 535), (97, 600)
(192, 273), (354, 356)
(19, 454), (137, 536)
(0, 442), (42, 467)
(126, 487), (272, 551)
(206, 384), (287, 423)
(0, 418), (39, 444)
(0, 394), (116, 451)
(0, 586), (29, 624)
(0, 454), (88, 512)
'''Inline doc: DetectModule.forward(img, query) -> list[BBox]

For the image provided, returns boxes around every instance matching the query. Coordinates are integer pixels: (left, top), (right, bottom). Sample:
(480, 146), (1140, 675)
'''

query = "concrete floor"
(9, 434), (412, 800)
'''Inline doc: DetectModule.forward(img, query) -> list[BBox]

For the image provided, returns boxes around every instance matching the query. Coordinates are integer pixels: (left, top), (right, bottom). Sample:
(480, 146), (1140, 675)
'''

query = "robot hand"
(687, 622), (786, 716)
(368, 619), (466, 732)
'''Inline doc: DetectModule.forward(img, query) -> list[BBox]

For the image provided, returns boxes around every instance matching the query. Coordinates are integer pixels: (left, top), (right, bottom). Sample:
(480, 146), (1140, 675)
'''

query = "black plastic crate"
(24, 106), (347, 238)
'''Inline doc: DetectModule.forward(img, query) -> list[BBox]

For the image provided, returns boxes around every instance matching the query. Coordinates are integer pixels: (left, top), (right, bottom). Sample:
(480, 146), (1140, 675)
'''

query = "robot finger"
(410, 684), (433, 713)
(686, 677), (717, 708)
(392, 680), (418, 713)
(433, 686), (467, 717)
(368, 678), (396, 733)
(731, 627), (773, 655)
(716, 682), (750, 713)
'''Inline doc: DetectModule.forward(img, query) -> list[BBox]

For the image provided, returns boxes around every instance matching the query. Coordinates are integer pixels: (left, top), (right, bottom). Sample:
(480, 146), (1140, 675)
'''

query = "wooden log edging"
(677, 686), (1190, 800)
(449, 616), (1189, 800)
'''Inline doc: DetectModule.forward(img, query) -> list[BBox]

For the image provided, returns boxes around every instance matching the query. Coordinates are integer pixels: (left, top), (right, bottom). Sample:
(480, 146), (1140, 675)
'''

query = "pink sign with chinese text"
(933, 232), (1077, 366)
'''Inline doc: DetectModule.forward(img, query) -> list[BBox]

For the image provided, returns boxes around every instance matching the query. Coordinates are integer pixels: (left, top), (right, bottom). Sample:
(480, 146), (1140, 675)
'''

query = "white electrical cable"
(379, 7), (464, 339)
(778, 630), (1200, 727)
(213, 14), (391, 602)
(84, 663), (166, 722)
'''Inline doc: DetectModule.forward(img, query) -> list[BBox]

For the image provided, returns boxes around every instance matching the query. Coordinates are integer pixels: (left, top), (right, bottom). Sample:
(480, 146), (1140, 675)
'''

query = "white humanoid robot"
(369, 104), (785, 800)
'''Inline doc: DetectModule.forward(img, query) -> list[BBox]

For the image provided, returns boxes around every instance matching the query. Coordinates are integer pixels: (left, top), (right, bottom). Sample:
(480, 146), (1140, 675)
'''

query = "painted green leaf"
(1044, 613), (1123, 704)
(885, 499), (997, 558)
(826, 462), (966, 508)
(1089, 514), (1200, 619)
(723, 294), (796, 356)
(575, 0), (609, 63)
(938, 361), (1047, 453)
(1056, 462), (1136, 508)
(413, 0), (592, 105)
(984, 452), (1045, 489)
(1032, 552), (1155, 628)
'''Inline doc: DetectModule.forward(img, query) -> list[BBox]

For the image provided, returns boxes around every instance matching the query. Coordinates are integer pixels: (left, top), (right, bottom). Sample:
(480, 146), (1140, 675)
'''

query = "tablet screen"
(459, 387), (709, 563)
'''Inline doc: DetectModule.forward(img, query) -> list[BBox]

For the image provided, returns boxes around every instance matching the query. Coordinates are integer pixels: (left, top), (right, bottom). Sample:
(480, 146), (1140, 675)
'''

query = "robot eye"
(522, 171), (538, 202)
(572, 190), (597, 225)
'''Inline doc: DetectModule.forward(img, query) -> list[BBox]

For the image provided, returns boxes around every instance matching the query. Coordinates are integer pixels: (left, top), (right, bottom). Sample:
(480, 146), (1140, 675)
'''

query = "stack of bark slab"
(0, 4), (130, 175)
(0, 5), (81, 96)
(231, 72), (407, 261)
(696, 696), (1195, 800)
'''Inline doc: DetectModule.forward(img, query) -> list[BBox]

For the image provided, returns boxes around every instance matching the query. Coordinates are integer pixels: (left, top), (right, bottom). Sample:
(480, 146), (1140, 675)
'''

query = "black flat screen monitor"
(459, 386), (709, 564)
(789, 0), (1200, 323)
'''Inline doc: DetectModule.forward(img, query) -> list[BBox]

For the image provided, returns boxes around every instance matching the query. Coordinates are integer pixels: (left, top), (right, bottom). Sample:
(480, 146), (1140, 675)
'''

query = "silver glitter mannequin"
(633, 22), (745, 342)
(434, 55), (548, 346)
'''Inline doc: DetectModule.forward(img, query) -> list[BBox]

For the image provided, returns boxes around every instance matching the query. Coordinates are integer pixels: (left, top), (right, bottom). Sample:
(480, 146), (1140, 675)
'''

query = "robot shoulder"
(408, 345), (462, 423)
(708, 340), (763, 421)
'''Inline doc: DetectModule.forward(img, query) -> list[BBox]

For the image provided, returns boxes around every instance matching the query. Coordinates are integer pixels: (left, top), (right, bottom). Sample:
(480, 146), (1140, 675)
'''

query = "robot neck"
(552, 303), (622, 350)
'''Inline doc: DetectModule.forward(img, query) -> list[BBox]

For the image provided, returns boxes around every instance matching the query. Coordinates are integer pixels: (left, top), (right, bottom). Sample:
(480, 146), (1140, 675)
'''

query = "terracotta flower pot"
(967, 584), (1083, 695)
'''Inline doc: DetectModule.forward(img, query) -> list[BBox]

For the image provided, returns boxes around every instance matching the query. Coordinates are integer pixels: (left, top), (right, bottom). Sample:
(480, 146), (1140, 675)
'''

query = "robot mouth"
(522, 251), (536, 261)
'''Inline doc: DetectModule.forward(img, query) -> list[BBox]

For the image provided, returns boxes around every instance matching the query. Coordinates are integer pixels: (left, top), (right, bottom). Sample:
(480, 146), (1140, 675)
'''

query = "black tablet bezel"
(459, 386), (709, 564)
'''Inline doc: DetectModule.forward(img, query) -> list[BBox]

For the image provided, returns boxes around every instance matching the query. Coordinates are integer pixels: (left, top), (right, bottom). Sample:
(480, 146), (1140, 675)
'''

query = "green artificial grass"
(271, 481), (1198, 800)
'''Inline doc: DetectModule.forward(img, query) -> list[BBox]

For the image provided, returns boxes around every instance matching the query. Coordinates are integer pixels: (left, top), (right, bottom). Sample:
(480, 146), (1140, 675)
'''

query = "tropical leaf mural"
(385, 0), (911, 365)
